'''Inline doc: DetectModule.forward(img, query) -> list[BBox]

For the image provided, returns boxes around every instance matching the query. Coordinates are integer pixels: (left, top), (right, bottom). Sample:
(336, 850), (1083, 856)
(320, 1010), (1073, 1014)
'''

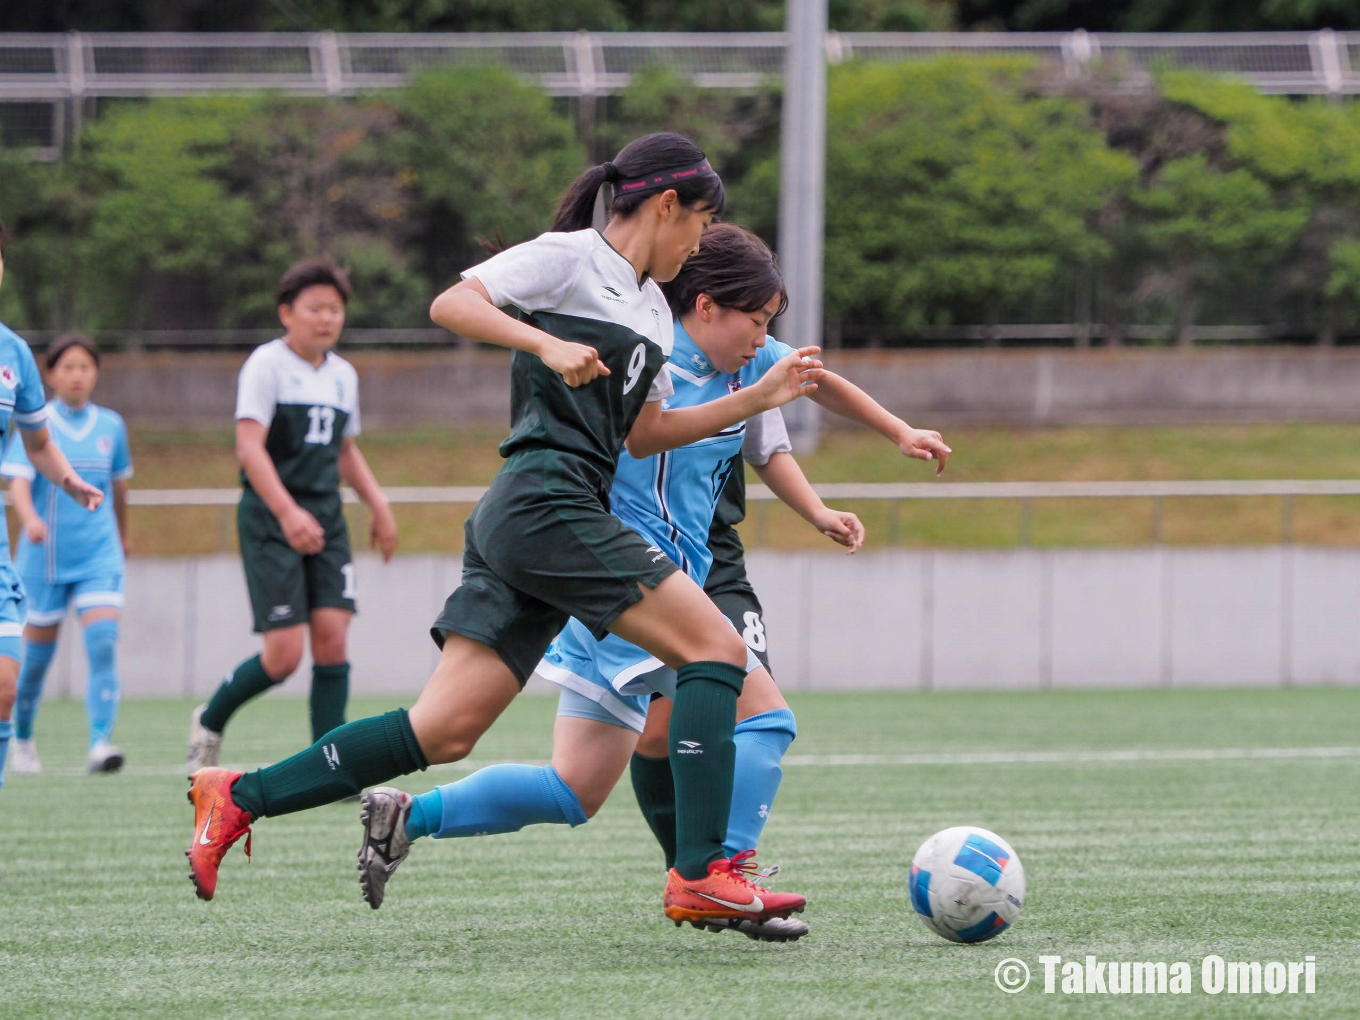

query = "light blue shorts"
(0, 563), (26, 661)
(534, 616), (762, 735)
(23, 572), (125, 627)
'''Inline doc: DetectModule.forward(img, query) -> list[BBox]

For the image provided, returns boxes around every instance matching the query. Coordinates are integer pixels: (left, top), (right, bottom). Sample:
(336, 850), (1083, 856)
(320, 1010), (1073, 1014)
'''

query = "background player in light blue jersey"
(355, 226), (949, 937)
(0, 219), (107, 795)
(4, 334), (132, 775)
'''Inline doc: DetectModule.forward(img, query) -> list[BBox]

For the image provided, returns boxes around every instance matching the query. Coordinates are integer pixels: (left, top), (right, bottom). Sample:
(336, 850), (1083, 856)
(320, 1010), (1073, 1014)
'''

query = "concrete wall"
(33, 547), (1360, 700)
(95, 346), (1360, 429)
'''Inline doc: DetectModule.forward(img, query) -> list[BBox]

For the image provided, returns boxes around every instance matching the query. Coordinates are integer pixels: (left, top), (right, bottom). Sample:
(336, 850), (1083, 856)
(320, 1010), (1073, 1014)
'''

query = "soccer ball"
(909, 826), (1025, 943)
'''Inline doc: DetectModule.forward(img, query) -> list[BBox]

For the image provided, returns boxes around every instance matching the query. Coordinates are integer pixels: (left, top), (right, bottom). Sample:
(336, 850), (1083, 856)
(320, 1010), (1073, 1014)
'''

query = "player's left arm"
(753, 453), (865, 555)
(626, 347), (825, 459)
(338, 437), (397, 562)
(113, 479), (131, 556)
(810, 372), (951, 475)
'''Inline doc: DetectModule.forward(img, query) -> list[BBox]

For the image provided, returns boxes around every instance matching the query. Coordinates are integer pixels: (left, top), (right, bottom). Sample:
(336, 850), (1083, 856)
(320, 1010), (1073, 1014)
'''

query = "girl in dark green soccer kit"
(185, 132), (823, 927)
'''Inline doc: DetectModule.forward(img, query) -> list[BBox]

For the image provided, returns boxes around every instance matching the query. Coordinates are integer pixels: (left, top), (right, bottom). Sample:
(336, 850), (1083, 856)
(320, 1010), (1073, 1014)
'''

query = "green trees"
(814, 58), (1135, 335)
(4, 57), (1360, 345)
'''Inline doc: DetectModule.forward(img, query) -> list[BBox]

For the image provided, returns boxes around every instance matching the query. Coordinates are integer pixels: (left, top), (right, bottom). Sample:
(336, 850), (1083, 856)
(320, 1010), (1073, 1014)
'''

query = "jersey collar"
(594, 229), (650, 290)
(670, 321), (716, 376)
(49, 399), (98, 442)
(279, 337), (334, 371)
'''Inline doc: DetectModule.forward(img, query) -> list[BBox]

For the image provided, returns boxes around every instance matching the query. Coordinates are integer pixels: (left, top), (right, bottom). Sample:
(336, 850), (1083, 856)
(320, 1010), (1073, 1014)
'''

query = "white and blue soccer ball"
(909, 826), (1025, 943)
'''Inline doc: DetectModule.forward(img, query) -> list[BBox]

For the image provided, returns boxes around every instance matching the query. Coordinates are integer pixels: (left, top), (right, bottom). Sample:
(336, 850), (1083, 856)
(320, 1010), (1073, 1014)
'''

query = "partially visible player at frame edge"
(0, 217), (107, 795)
(186, 260), (398, 774)
(356, 224), (949, 941)
(4, 334), (133, 775)
(184, 133), (823, 931)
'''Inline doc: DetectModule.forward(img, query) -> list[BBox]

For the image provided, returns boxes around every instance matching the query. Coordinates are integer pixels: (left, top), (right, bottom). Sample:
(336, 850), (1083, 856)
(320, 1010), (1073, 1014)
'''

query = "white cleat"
(701, 915), (811, 942)
(186, 704), (222, 775)
(358, 787), (413, 910)
(11, 737), (41, 774)
(87, 741), (125, 774)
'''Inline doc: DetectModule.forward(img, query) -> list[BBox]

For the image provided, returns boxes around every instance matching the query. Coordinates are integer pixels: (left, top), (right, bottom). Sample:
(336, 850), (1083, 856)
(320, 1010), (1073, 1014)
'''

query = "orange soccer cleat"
(663, 850), (806, 932)
(185, 768), (253, 901)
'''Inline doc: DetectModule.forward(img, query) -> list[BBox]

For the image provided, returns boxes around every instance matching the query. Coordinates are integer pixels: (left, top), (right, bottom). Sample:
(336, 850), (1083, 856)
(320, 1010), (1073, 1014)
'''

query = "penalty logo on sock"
(677, 740), (704, 755)
(322, 743), (341, 770)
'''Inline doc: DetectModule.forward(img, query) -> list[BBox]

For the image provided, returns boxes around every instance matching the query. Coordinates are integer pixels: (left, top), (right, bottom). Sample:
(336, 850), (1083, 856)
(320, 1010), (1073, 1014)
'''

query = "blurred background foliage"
(5, 56), (1360, 345)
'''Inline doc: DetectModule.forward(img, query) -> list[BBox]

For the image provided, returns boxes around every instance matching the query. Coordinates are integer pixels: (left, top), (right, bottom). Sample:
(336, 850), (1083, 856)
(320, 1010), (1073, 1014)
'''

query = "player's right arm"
(430, 278), (609, 387)
(753, 452), (865, 555)
(236, 419), (324, 555)
(5, 476), (45, 544)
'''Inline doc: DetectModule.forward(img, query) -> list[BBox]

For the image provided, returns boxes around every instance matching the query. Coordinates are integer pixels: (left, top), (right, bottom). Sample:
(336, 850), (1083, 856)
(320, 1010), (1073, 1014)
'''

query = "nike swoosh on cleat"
(199, 807), (214, 845)
(691, 890), (763, 912)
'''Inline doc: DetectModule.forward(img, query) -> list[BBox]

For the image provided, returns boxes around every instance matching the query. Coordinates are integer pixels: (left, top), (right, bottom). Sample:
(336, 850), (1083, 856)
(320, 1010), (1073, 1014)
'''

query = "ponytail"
(551, 132), (724, 233)
(552, 165), (614, 233)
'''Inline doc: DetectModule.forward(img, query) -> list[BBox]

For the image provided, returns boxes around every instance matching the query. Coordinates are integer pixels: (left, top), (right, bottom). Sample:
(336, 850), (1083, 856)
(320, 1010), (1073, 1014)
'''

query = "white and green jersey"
(235, 338), (360, 498)
(463, 228), (674, 493)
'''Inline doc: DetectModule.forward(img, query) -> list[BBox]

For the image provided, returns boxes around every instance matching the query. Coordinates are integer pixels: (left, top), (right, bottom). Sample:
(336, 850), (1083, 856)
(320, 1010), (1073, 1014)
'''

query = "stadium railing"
(118, 479), (1360, 546)
(2, 30), (1357, 158)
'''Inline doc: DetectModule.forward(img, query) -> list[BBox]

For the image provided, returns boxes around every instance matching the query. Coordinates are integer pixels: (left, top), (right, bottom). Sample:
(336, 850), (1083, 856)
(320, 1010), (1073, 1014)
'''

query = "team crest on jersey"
(97, 435), (114, 455)
(727, 379), (743, 394)
(0, 365), (15, 390)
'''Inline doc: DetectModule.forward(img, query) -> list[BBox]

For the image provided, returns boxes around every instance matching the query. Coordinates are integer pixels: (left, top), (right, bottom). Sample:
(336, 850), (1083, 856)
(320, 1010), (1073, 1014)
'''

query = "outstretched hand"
(62, 474), (104, 512)
(753, 347), (825, 410)
(899, 428), (951, 476)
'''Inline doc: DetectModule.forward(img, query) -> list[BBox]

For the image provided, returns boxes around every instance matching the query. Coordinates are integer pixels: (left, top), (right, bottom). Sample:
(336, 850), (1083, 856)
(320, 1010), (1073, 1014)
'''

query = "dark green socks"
(630, 751), (677, 871)
(200, 655), (278, 734)
(309, 662), (350, 742)
(669, 660), (745, 880)
(230, 708), (427, 819)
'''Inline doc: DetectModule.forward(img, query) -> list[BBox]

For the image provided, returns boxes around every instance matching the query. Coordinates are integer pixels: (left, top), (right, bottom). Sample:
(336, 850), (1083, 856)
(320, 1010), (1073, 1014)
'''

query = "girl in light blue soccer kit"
(0, 222), (107, 794)
(357, 225), (951, 935)
(3, 334), (132, 775)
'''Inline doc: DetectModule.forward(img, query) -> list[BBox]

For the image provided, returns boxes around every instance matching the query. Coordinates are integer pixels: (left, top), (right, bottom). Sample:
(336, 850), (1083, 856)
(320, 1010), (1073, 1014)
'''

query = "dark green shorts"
(238, 489), (356, 633)
(431, 464), (679, 685)
(707, 583), (773, 676)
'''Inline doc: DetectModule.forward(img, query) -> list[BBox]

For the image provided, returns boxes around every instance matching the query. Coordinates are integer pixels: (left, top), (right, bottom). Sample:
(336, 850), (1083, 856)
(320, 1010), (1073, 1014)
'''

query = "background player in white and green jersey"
(186, 260), (397, 773)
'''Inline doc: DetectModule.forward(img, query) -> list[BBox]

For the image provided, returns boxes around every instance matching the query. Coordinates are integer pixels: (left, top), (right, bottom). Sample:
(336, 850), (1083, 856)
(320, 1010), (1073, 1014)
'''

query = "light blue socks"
(14, 639), (56, 740)
(84, 620), (120, 748)
(406, 764), (587, 841)
(723, 708), (797, 857)
(0, 718), (12, 793)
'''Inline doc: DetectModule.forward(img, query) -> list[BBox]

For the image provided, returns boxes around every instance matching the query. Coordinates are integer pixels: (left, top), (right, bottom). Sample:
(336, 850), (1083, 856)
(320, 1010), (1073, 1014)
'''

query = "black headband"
(610, 159), (714, 197)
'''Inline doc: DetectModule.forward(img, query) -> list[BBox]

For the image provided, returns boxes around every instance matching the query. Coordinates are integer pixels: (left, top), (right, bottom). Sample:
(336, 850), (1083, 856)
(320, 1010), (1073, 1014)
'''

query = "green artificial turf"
(1, 688), (1357, 1019)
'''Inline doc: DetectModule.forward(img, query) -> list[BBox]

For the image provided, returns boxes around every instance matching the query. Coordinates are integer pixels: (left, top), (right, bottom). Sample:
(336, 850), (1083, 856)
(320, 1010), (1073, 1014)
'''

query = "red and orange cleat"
(663, 850), (806, 933)
(185, 768), (253, 901)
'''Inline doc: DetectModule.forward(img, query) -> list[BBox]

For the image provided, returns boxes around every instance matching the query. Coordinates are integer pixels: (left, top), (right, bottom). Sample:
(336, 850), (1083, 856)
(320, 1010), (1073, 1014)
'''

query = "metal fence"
(2, 30), (1358, 157)
(118, 478), (1360, 547)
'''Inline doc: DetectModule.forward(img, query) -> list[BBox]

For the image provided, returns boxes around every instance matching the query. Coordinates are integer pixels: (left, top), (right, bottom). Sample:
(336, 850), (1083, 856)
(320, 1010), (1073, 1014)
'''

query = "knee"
(635, 732), (667, 758)
(310, 635), (347, 666)
(260, 648), (302, 682)
(691, 628), (748, 668)
(416, 728), (478, 767)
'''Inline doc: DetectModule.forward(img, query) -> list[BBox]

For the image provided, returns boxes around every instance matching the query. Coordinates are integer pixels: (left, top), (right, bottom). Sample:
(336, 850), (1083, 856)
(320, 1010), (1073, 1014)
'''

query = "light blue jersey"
(0, 324), (50, 655)
(535, 323), (793, 729)
(612, 322), (795, 586)
(2, 400), (132, 585)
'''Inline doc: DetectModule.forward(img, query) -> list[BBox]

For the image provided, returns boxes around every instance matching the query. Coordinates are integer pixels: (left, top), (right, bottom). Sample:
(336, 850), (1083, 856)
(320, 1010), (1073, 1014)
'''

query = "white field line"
(28, 745), (1360, 779)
